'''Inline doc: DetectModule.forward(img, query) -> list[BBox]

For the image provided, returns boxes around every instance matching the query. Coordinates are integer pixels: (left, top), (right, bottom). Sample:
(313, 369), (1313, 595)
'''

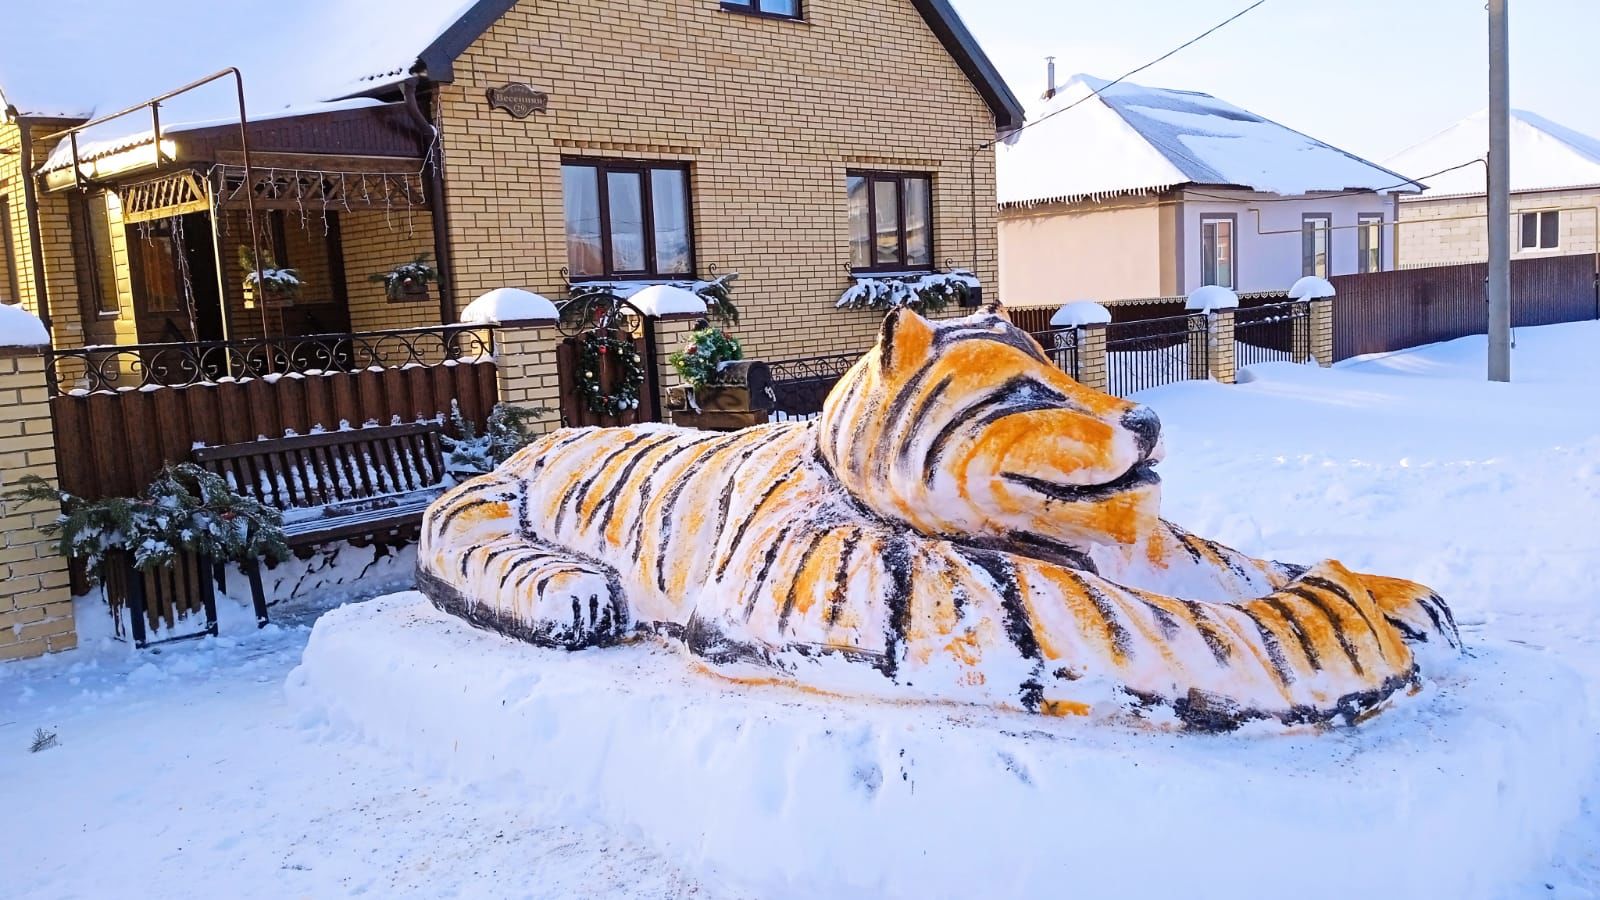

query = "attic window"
(721, 0), (802, 21)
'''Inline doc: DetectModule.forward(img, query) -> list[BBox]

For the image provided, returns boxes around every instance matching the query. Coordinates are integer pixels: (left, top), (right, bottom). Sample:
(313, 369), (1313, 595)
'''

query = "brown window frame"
(71, 192), (121, 320)
(126, 219), (184, 315)
(0, 195), (20, 306)
(561, 158), (696, 281)
(848, 171), (935, 274)
(720, 0), (803, 21)
(1357, 212), (1383, 274)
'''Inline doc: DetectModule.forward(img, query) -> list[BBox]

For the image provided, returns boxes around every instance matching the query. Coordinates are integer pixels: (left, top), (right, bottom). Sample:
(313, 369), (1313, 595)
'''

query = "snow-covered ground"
(3, 321), (1599, 898)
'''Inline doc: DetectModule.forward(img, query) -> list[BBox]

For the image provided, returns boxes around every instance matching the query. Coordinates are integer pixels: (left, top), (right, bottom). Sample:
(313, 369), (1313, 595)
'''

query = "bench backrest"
(192, 421), (447, 512)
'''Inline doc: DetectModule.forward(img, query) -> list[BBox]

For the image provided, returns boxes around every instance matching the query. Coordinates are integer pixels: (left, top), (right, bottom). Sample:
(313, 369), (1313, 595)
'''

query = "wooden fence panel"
(1330, 253), (1596, 361)
(49, 361), (498, 501)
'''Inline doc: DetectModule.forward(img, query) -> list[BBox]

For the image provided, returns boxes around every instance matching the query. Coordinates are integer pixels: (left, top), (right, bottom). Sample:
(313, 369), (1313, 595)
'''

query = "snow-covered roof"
(997, 74), (1422, 207)
(1385, 109), (1600, 198)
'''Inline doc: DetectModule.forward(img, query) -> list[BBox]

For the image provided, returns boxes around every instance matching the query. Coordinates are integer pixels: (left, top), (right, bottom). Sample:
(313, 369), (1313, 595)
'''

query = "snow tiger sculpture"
(419, 308), (1460, 731)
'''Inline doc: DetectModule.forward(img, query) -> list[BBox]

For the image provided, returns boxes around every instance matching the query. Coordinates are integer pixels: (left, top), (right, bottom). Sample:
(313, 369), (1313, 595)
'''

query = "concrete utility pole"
(1487, 0), (1512, 382)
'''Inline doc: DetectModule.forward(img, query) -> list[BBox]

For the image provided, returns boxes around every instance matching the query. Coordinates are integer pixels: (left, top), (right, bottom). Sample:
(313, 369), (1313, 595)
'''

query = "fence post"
(1208, 308), (1237, 384)
(1075, 323), (1109, 392)
(0, 320), (77, 662)
(491, 321), (564, 435)
(1308, 298), (1334, 367)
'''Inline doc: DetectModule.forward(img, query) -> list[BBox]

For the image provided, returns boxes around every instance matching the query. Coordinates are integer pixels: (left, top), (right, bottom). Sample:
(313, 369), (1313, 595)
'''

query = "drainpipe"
(402, 79), (456, 326)
(15, 115), (53, 330)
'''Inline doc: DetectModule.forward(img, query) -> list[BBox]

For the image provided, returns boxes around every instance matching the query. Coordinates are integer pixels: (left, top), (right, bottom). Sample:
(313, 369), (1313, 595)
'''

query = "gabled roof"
(1385, 109), (1600, 197)
(2, 0), (1021, 137)
(997, 74), (1421, 207)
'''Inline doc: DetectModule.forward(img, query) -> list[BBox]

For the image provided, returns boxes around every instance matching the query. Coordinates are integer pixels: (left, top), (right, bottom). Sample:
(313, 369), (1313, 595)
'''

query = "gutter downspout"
(15, 115), (53, 330)
(402, 79), (456, 326)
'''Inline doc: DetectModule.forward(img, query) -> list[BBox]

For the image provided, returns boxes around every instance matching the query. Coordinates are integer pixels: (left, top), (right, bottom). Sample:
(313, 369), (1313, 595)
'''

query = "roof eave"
(413, 0), (523, 85)
(911, 0), (1025, 131)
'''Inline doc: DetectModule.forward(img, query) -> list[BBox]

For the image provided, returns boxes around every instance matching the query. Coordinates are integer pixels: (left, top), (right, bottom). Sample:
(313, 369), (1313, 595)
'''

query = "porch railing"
(46, 324), (495, 395)
(767, 352), (862, 421)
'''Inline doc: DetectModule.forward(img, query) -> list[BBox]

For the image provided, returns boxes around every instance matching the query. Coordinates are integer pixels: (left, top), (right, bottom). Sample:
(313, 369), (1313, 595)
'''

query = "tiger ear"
(981, 300), (1011, 323)
(878, 307), (935, 373)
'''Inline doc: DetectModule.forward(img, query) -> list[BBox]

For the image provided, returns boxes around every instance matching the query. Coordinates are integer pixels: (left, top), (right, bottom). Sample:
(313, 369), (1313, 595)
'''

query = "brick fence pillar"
(1308, 298), (1335, 367)
(0, 336), (76, 661)
(649, 314), (703, 412)
(1075, 324), (1109, 392)
(1208, 309), (1237, 384)
(491, 320), (564, 435)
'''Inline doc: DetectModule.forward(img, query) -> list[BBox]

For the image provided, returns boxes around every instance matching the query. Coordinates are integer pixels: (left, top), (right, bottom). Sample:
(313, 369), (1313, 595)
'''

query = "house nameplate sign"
(486, 83), (548, 119)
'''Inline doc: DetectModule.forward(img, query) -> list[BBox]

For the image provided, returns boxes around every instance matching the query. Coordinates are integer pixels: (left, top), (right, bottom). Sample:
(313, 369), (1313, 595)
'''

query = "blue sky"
(952, 0), (1600, 162)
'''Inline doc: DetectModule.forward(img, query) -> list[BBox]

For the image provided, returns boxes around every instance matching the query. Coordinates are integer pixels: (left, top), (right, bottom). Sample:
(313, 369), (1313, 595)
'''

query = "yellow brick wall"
(1397, 188), (1600, 267)
(339, 207), (440, 333)
(0, 119), (94, 350)
(435, 0), (1001, 361)
(0, 349), (76, 661)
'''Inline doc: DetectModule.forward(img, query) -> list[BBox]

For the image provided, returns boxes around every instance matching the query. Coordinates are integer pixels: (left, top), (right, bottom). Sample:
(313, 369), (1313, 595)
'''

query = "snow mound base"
(459, 288), (557, 326)
(290, 594), (1594, 900)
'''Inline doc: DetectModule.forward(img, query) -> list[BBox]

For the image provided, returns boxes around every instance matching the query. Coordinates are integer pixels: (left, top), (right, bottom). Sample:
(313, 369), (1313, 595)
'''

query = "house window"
(847, 172), (933, 272)
(1199, 215), (1235, 288)
(1302, 214), (1331, 278)
(1519, 210), (1559, 251)
(721, 0), (801, 20)
(562, 160), (693, 279)
(71, 192), (120, 318)
(1357, 213), (1383, 274)
(0, 195), (19, 306)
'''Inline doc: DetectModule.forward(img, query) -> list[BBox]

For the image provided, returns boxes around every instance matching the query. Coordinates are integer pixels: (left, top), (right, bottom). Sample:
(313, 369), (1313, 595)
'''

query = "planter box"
(243, 283), (296, 310)
(388, 280), (433, 302)
(669, 408), (770, 431)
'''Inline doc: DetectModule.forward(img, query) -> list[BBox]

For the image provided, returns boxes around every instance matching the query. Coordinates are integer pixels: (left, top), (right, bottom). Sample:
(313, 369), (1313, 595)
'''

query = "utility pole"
(1487, 0), (1512, 382)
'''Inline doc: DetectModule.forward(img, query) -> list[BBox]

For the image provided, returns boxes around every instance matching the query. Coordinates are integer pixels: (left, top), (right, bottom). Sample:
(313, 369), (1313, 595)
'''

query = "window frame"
(720, 0), (803, 22)
(1198, 213), (1238, 289)
(0, 195), (20, 307)
(1518, 209), (1560, 252)
(1301, 213), (1333, 278)
(1357, 212), (1383, 274)
(847, 170), (935, 275)
(70, 192), (121, 320)
(561, 157), (696, 281)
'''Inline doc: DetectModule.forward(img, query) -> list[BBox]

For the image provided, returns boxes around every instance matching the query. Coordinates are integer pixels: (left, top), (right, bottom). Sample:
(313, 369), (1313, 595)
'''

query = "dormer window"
(721, 0), (801, 21)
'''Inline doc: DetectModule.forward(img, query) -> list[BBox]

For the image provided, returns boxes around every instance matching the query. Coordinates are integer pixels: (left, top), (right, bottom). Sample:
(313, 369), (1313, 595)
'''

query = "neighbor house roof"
(996, 74), (1421, 207)
(3, 0), (1022, 162)
(1384, 109), (1600, 198)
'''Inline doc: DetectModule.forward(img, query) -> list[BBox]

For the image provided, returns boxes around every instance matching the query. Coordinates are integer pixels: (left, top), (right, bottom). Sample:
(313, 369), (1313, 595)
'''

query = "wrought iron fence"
(1029, 327), (1081, 380)
(1105, 313), (1207, 397)
(766, 352), (862, 420)
(46, 324), (495, 395)
(1233, 301), (1309, 368)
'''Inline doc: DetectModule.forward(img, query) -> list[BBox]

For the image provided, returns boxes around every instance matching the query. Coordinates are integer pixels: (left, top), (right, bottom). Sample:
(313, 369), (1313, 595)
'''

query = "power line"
(983, 0), (1269, 150)
(1183, 159), (1486, 203)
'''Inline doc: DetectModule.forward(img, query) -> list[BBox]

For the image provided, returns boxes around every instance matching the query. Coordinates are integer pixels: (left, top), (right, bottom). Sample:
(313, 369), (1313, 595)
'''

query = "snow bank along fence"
(1327, 252), (1598, 361)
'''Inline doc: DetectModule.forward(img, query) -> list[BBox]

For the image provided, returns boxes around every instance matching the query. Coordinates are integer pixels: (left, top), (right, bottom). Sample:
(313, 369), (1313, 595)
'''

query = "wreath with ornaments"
(576, 331), (645, 417)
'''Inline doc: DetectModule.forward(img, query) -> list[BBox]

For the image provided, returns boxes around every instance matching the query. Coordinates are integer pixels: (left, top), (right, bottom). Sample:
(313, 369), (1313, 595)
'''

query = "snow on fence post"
(461, 289), (563, 435)
(1288, 277), (1336, 367)
(0, 309), (75, 661)
(631, 286), (709, 411)
(1185, 286), (1239, 384)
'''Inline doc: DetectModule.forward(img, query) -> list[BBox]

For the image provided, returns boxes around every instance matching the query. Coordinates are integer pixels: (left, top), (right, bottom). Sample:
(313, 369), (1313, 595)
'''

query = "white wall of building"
(1178, 189), (1397, 294)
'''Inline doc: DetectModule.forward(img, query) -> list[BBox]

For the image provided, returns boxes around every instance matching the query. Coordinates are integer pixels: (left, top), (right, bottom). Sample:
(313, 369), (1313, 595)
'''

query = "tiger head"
(817, 307), (1164, 561)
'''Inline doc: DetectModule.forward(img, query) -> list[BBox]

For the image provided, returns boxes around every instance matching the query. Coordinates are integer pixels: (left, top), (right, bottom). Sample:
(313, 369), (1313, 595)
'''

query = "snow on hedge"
(626, 284), (706, 317)
(459, 288), (558, 326)
(1185, 284), (1239, 312)
(292, 594), (1594, 900)
(1049, 300), (1111, 327)
(0, 304), (50, 347)
(1288, 275), (1337, 300)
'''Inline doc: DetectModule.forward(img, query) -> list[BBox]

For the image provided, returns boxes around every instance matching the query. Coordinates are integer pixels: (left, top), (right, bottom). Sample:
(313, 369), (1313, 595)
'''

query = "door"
(127, 213), (224, 344)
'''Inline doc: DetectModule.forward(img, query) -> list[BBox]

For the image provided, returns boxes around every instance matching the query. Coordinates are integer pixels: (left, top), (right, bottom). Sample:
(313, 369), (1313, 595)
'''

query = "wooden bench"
(192, 420), (449, 625)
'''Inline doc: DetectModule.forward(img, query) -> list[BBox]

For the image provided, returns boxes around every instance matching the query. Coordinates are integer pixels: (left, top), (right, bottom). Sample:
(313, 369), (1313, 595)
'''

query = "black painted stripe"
(742, 523), (796, 622)
(922, 376), (1067, 485)
(1166, 522), (1208, 566)
(624, 438), (709, 554)
(553, 431), (656, 535)
(1143, 599), (1181, 640)
(1181, 600), (1233, 667)
(1285, 586), (1367, 677)
(955, 547), (1039, 661)
(587, 432), (681, 534)
(823, 528), (863, 627)
(878, 535), (916, 678)
(777, 530), (833, 634)
(884, 373), (953, 467)
(1236, 606), (1294, 686)
(1071, 576), (1136, 662)
(1265, 597), (1323, 672)
(1300, 574), (1387, 655)
(716, 459), (804, 580)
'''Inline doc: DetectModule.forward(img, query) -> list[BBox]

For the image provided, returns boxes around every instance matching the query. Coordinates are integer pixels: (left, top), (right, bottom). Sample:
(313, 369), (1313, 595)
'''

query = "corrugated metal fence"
(1329, 253), (1598, 361)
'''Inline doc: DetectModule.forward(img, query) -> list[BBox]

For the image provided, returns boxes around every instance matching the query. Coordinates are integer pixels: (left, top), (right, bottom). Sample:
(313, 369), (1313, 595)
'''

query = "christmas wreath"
(576, 331), (645, 417)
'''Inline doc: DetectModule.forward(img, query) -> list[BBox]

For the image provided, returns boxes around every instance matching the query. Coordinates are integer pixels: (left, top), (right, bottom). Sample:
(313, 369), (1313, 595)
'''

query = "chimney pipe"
(1045, 56), (1057, 100)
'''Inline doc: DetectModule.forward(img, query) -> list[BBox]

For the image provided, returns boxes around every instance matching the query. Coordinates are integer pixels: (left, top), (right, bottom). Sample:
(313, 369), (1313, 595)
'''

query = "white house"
(996, 73), (1422, 305)
(1386, 109), (1600, 267)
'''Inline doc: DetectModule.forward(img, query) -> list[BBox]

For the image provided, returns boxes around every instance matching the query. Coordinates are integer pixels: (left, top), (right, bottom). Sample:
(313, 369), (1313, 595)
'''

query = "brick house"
(1385, 109), (1600, 268)
(0, 0), (1022, 362)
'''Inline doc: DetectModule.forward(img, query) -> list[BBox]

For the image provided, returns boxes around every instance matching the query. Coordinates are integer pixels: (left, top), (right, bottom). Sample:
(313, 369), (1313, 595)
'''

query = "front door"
(127, 213), (223, 344)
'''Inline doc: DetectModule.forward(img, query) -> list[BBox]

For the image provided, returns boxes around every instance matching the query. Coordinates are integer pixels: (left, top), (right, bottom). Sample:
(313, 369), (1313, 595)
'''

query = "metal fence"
(1029, 327), (1081, 380)
(1105, 313), (1206, 396)
(1233, 301), (1309, 368)
(767, 352), (861, 420)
